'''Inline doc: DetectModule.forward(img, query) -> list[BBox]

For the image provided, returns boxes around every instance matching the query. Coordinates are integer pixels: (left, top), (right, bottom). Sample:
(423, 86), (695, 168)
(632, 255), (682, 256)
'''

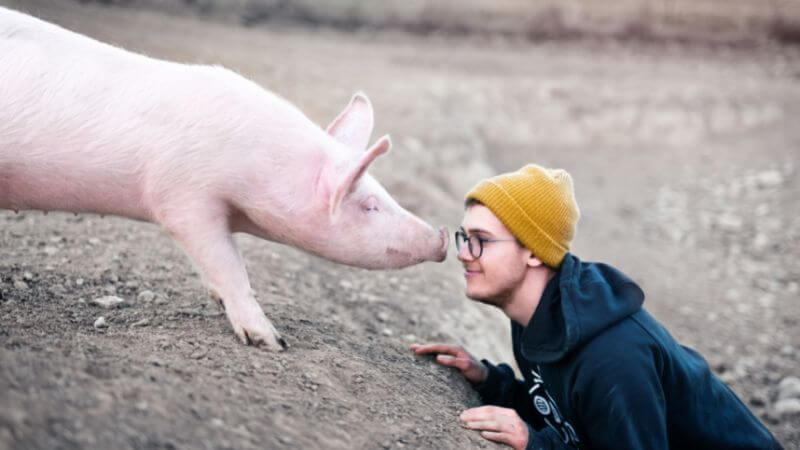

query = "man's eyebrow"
(462, 226), (493, 236)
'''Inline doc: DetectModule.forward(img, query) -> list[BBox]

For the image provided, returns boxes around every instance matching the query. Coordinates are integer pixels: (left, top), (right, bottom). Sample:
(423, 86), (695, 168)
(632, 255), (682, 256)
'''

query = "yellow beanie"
(465, 164), (579, 268)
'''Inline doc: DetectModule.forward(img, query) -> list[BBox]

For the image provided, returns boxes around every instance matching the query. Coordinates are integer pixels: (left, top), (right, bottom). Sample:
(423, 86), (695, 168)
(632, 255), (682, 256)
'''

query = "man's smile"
(463, 267), (482, 278)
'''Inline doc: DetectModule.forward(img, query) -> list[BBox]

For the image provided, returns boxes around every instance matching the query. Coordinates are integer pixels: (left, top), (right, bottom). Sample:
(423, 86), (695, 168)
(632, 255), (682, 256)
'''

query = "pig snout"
(435, 226), (449, 262)
(381, 224), (448, 269)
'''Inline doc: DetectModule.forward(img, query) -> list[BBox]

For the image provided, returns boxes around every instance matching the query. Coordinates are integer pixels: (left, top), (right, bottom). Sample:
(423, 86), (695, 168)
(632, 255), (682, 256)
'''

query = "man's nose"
(456, 243), (474, 262)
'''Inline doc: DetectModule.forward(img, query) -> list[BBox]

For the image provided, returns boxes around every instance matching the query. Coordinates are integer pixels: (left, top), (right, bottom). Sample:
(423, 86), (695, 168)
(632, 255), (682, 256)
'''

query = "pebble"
(94, 317), (108, 329)
(757, 295), (774, 309)
(13, 280), (29, 290)
(131, 319), (150, 328)
(717, 213), (743, 231)
(381, 328), (394, 337)
(92, 296), (124, 308)
(75, 278), (84, 286)
(754, 170), (783, 188)
(22, 272), (33, 281)
(339, 280), (353, 289)
(377, 311), (390, 322)
(777, 376), (800, 400)
(774, 398), (800, 418)
(137, 290), (155, 303)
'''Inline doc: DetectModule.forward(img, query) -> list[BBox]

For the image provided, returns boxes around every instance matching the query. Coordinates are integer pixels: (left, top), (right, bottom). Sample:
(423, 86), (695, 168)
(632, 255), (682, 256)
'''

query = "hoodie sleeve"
(571, 343), (669, 450)
(473, 360), (547, 430)
(474, 361), (580, 450)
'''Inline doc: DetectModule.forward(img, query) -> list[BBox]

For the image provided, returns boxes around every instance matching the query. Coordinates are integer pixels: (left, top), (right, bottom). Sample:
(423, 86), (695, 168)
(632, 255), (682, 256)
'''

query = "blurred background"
(1, 0), (799, 448)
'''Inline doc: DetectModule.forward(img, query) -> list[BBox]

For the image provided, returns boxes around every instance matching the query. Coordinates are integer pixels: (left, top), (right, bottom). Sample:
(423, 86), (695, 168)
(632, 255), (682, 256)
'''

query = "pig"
(0, 7), (448, 351)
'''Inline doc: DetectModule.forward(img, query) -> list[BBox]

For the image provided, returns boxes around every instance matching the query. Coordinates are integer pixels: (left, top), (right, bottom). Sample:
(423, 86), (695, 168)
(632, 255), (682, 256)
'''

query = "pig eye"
(362, 196), (379, 213)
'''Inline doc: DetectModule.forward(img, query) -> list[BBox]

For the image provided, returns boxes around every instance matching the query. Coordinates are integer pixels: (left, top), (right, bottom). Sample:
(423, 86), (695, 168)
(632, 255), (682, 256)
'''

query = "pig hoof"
(235, 327), (286, 352)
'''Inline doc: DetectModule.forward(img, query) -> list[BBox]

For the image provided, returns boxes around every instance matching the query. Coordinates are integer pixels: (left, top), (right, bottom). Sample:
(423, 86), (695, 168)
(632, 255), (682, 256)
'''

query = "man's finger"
(410, 343), (459, 356)
(436, 354), (470, 370)
(480, 431), (511, 446)
(464, 420), (502, 432)
(460, 405), (501, 422)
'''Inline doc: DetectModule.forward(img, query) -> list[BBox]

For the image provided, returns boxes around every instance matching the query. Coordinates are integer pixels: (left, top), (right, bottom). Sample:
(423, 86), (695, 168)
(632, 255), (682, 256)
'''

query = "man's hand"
(460, 406), (529, 450)
(410, 343), (488, 384)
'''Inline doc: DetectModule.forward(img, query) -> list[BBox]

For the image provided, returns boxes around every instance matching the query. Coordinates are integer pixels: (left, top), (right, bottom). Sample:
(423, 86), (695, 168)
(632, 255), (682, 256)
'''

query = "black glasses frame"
(454, 228), (518, 259)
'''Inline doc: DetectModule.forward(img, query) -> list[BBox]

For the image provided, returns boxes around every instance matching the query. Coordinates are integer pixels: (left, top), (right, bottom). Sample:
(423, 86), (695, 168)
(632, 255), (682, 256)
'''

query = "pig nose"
(436, 226), (449, 261)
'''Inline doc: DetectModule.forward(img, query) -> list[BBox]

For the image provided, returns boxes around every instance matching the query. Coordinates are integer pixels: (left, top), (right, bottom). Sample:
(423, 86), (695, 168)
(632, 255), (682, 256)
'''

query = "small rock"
(76, 278), (84, 286)
(780, 345), (794, 357)
(43, 246), (58, 255)
(755, 170), (783, 188)
(88, 237), (100, 245)
(778, 376), (800, 401)
(751, 233), (769, 251)
(717, 213), (743, 231)
(381, 328), (394, 337)
(13, 280), (29, 290)
(22, 272), (33, 281)
(757, 295), (774, 309)
(131, 319), (150, 328)
(137, 290), (155, 303)
(377, 311), (390, 322)
(92, 296), (124, 308)
(339, 280), (353, 289)
(94, 316), (108, 329)
(774, 398), (800, 418)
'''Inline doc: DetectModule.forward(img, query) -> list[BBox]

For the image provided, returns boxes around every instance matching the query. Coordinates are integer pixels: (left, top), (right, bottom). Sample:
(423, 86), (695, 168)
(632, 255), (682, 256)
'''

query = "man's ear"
(527, 253), (545, 268)
(325, 92), (374, 152)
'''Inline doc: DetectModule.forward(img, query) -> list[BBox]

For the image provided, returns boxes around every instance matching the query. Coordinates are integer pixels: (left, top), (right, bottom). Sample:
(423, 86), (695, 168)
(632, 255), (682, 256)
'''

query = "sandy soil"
(1, 1), (799, 448)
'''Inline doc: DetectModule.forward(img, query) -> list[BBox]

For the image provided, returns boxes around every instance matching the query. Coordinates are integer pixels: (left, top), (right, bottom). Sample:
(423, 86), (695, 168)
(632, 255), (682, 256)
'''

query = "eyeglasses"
(455, 227), (518, 259)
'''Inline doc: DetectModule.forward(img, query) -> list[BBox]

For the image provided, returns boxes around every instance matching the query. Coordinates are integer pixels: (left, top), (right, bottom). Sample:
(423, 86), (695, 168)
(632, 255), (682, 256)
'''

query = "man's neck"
(502, 266), (556, 327)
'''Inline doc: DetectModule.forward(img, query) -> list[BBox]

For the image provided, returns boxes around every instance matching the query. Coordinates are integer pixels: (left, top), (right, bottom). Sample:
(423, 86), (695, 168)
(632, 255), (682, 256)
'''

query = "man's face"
(458, 204), (530, 307)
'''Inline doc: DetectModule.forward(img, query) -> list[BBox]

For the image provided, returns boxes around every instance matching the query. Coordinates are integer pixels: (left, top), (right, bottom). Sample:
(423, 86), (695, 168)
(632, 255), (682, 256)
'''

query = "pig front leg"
(160, 213), (287, 351)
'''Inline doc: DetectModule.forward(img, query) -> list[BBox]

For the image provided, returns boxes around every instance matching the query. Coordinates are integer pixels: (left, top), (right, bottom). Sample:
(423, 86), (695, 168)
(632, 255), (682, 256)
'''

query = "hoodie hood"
(520, 253), (644, 363)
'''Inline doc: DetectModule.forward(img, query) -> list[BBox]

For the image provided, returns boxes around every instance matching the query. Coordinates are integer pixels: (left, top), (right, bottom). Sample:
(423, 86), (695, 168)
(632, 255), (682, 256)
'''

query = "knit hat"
(465, 164), (579, 268)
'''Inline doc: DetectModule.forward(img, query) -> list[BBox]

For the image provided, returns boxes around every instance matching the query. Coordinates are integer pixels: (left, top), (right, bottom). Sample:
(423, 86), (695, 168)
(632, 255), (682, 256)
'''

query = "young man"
(411, 165), (781, 449)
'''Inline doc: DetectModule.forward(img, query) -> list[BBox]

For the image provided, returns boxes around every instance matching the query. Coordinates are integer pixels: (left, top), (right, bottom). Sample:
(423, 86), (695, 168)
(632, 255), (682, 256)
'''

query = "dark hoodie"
(475, 253), (782, 450)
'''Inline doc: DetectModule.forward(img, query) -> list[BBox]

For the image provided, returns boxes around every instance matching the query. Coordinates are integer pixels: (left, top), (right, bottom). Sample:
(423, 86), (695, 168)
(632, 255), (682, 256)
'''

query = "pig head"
(232, 93), (449, 271)
(0, 7), (447, 351)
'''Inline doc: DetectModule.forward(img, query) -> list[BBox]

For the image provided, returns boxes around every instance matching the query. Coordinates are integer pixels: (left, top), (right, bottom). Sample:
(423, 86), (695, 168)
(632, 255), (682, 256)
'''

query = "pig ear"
(329, 135), (391, 218)
(325, 92), (374, 151)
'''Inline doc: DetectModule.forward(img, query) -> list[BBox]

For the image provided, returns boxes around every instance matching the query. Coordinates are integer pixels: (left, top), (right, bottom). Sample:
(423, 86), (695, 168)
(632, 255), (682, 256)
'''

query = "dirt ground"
(1, 1), (799, 449)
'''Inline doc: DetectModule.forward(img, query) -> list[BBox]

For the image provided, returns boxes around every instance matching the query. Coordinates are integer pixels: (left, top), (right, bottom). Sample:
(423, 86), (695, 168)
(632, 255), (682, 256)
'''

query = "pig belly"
(0, 158), (149, 220)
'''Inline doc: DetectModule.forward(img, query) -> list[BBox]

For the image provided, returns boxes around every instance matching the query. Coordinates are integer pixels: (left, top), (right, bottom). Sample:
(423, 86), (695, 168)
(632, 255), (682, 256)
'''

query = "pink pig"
(0, 7), (448, 350)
